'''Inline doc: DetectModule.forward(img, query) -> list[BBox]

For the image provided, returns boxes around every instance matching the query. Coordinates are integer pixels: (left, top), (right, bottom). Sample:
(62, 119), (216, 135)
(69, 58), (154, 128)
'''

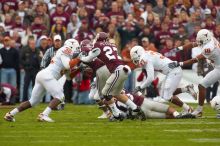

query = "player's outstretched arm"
(179, 54), (205, 67)
(80, 48), (101, 62)
(174, 42), (198, 52)
(140, 63), (154, 89)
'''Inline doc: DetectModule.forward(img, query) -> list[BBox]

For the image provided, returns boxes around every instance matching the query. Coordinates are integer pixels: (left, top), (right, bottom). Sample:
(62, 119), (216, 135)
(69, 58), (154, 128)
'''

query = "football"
(210, 96), (220, 111)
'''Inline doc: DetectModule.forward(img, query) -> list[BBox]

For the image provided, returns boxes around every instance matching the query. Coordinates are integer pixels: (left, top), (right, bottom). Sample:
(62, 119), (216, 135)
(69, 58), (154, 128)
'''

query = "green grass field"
(0, 104), (220, 146)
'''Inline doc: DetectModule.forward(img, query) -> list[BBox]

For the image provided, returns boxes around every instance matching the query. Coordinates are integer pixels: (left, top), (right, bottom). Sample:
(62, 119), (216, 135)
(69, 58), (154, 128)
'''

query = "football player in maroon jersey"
(79, 32), (146, 120)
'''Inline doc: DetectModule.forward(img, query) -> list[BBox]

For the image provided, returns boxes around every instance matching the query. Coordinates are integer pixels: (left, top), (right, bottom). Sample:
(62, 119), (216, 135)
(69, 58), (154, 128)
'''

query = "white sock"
(6, 97), (10, 102)
(182, 103), (190, 111)
(125, 99), (137, 110)
(10, 108), (19, 116)
(197, 105), (203, 111)
(181, 87), (187, 93)
(108, 103), (120, 117)
(173, 111), (180, 117)
(42, 107), (52, 116)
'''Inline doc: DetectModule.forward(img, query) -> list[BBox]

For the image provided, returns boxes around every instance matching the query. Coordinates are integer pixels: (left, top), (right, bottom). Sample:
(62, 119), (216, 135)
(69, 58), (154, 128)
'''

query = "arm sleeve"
(40, 49), (51, 68)
(140, 62), (154, 89)
(80, 48), (101, 62)
(61, 54), (71, 69)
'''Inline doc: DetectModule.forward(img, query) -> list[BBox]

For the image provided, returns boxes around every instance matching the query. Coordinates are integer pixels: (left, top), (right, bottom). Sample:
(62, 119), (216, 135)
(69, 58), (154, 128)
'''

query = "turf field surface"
(0, 104), (220, 146)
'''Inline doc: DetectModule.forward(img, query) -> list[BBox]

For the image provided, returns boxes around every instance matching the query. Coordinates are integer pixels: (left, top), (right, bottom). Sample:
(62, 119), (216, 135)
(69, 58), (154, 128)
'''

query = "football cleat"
(176, 113), (196, 119)
(98, 112), (112, 119)
(56, 103), (65, 110)
(130, 107), (146, 121)
(186, 84), (197, 100)
(4, 112), (15, 122)
(37, 113), (54, 122)
(192, 107), (203, 117)
(109, 113), (124, 122)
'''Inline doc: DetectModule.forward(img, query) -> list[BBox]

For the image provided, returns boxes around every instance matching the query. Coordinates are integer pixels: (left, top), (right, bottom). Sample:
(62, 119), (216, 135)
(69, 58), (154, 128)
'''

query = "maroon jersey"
(156, 31), (172, 44)
(12, 24), (25, 33)
(126, 93), (144, 106)
(84, 58), (105, 73)
(106, 11), (124, 19)
(205, 23), (216, 33)
(151, 25), (161, 37)
(50, 12), (70, 27)
(189, 32), (196, 42)
(93, 42), (123, 73)
(31, 24), (47, 38)
(160, 48), (181, 62)
(4, 21), (14, 32)
(115, 92), (144, 112)
(75, 30), (94, 42)
(85, 1), (96, 15)
(2, 0), (18, 11)
(169, 22), (180, 36)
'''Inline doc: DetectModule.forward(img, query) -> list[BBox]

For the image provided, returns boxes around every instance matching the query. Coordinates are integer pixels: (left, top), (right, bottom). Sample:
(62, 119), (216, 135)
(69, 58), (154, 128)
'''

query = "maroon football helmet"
(80, 39), (92, 48)
(80, 46), (91, 53)
(96, 32), (109, 42)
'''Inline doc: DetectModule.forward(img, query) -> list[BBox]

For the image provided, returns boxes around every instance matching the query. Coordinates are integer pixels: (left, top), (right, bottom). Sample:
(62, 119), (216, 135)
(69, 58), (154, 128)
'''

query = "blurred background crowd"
(0, 0), (220, 105)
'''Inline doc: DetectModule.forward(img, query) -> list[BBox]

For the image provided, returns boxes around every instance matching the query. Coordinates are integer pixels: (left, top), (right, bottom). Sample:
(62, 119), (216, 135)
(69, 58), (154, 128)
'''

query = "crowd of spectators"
(0, 0), (220, 104)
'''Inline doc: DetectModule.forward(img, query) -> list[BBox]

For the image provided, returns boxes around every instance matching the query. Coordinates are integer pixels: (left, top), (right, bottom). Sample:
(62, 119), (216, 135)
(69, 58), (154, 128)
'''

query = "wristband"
(179, 62), (184, 66)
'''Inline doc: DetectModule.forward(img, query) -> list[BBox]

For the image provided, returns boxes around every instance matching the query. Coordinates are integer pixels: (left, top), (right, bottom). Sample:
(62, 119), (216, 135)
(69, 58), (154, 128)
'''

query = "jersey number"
(204, 48), (211, 54)
(103, 46), (121, 60)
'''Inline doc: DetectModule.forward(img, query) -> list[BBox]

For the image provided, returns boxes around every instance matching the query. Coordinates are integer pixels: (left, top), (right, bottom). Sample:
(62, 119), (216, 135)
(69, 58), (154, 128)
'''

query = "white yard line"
(164, 129), (220, 132)
(153, 121), (220, 125)
(189, 138), (220, 143)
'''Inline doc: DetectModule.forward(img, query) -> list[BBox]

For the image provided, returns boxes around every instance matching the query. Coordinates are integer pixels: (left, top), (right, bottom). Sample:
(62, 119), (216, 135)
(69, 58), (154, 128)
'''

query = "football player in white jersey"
(4, 39), (80, 122)
(175, 29), (220, 117)
(130, 46), (193, 113)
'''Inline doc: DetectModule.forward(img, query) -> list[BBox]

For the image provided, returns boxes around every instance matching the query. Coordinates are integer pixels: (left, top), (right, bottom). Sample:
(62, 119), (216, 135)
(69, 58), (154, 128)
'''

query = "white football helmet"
(196, 29), (213, 47)
(130, 46), (145, 65)
(64, 39), (80, 51)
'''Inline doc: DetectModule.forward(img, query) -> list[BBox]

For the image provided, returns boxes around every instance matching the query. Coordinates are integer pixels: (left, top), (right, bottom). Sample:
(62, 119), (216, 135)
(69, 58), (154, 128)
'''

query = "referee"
(40, 35), (62, 68)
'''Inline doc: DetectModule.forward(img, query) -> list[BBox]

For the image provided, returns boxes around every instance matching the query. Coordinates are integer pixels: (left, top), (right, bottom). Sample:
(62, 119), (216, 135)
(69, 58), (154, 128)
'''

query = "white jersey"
(201, 37), (220, 68)
(46, 46), (74, 80)
(138, 51), (176, 89)
(139, 51), (173, 75)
